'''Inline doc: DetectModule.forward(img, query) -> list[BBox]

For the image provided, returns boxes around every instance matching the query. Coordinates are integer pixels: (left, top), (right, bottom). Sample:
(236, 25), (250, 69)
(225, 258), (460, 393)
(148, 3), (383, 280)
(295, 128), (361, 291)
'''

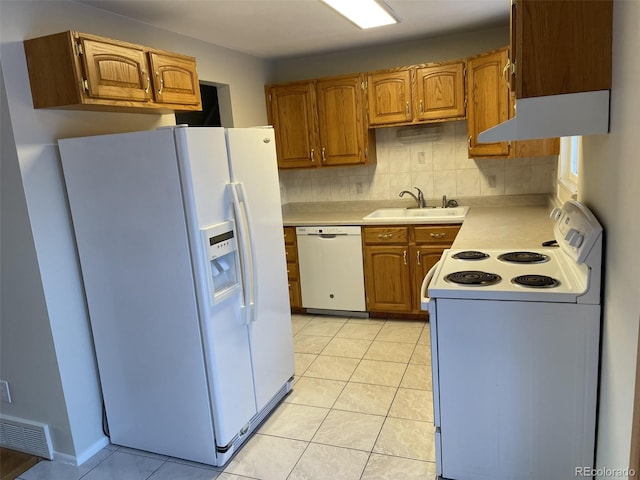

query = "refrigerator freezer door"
(59, 129), (218, 463)
(225, 128), (295, 411)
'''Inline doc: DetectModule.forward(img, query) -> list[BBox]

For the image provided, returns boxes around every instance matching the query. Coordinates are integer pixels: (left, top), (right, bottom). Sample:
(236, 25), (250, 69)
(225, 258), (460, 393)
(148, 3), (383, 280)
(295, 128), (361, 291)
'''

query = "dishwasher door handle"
(309, 233), (348, 239)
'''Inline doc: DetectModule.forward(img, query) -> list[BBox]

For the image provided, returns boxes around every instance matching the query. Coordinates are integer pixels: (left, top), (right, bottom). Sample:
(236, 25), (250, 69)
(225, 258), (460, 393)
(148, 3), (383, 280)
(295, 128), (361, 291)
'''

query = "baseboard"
(71, 435), (110, 466)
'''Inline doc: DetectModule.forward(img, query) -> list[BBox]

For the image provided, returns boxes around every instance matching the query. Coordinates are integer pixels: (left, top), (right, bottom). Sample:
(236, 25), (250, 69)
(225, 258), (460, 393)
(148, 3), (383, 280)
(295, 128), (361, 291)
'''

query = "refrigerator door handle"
(236, 182), (259, 322)
(227, 183), (252, 324)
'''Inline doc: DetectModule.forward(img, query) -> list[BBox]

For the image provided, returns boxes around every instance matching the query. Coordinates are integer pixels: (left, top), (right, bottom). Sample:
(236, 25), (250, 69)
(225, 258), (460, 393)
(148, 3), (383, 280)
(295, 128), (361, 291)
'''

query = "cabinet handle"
(419, 99), (424, 113)
(468, 136), (472, 149)
(405, 101), (410, 117)
(310, 148), (315, 162)
(430, 232), (446, 239)
(155, 71), (163, 95)
(377, 233), (393, 239)
(142, 70), (150, 94)
(403, 250), (407, 265)
(502, 58), (511, 87)
(416, 250), (422, 265)
(321, 147), (326, 163)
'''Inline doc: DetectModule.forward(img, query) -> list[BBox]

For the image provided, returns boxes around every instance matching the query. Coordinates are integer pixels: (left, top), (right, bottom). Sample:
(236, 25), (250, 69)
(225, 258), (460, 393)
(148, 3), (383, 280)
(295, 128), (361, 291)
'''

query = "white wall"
(0, 0), (273, 463)
(1, 68), (75, 455)
(581, 0), (640, 474)
(272, 25), (509, 82)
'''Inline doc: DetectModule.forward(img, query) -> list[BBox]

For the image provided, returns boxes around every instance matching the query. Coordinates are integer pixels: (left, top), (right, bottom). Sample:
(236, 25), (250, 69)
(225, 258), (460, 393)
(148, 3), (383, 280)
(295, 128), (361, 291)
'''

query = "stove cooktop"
(428, 248), (588, 302)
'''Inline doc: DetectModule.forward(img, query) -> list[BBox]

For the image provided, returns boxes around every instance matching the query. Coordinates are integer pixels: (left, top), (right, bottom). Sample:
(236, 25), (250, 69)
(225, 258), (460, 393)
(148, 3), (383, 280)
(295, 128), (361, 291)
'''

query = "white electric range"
(421, 201), (603, 480)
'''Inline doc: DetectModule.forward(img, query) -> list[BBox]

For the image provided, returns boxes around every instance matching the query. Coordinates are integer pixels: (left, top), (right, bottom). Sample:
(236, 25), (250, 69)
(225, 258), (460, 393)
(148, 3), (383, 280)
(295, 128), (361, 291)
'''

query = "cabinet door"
(316, 75), (366, 166)
(513, 0), (612, 99)
(367, 70), (412, 125)
(148, 52), (201, 106)
(79, 36), (151, 102)
(269, 82), (319, 169)
(467, 49), (510, 158)
(411, 246), (445, 313)
(414, 62), (466, 122)
(364, 245), (412, 312)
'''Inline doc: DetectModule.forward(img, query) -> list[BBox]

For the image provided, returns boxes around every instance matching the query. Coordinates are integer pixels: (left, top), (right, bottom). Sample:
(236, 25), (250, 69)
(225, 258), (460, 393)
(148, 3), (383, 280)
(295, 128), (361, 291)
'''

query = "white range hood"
(478, 90), (610, 142)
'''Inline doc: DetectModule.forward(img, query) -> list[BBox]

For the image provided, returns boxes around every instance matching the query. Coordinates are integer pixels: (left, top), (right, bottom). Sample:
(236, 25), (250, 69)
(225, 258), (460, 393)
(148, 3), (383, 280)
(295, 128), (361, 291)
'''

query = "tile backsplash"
(278, 121), (558, 205)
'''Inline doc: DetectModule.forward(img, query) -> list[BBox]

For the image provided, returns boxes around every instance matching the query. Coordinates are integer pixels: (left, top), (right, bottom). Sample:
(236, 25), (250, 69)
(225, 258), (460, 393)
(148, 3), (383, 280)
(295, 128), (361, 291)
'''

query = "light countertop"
(282, 196), (556, 250)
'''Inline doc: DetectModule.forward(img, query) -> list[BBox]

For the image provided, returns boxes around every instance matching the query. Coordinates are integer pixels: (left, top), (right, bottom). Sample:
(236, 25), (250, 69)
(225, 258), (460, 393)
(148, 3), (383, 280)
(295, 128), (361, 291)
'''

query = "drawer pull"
(377, 233), (394, 239)
(430, 232), (446, 239)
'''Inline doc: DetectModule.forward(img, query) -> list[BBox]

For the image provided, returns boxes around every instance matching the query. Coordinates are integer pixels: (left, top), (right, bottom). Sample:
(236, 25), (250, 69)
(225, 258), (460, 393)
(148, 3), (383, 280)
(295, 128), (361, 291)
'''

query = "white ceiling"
(75, 0), (509, 59)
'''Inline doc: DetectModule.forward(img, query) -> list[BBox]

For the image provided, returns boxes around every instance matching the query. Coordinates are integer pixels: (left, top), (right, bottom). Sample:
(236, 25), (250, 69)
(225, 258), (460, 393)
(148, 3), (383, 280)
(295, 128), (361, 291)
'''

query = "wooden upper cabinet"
(367, 61), (466, 127)
(267, 74), (374, 169)
(23, 30), (202, 113)
(511, 0), (612, 99)
(268, 81), (319, 169)
(367, 70), (412, 125)
(316, 75), (367, 166)
(467, 48), (510, 158)
(148, 52), (200, 106)
(414, 62), (466, 122)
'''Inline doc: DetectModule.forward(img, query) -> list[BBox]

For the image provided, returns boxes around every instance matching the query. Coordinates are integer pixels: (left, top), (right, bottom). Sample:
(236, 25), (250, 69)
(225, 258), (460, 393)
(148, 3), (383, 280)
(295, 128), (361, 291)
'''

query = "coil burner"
(445, 271), (502, 286)
(498, 251), (550, 264)
(452, 251), (490, 261)
(511, 275), (560, 288)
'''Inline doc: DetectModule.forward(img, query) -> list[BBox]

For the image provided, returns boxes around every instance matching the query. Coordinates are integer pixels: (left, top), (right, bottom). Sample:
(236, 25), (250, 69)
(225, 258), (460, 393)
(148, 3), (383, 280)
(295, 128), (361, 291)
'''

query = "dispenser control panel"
(202, 220), (240, 305)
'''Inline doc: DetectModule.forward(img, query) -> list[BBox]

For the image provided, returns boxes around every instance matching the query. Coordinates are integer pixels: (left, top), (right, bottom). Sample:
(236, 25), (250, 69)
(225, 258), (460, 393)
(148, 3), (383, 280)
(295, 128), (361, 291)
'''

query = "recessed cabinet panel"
(316, 76), (365, 166)
(80, 37), (150, 102)
(467, 49), (510, 158)
(148, 52), (200, 105)
(269, 82), (318, 169)
(415, 62), (465, 121)
(367, 70), (412, 125)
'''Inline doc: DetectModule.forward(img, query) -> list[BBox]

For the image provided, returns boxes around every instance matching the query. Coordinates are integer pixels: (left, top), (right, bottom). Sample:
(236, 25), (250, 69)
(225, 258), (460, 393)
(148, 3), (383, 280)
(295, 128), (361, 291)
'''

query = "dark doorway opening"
(175, 84), (221, 127)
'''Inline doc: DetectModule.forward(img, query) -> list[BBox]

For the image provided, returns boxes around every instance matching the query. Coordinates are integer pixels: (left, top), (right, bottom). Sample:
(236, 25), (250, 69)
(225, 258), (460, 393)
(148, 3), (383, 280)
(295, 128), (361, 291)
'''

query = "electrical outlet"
(417, 151), (426, 164)
(356, 182), (363, 194)
(0, 380), (12, 403)
(488, 175), (497, 188)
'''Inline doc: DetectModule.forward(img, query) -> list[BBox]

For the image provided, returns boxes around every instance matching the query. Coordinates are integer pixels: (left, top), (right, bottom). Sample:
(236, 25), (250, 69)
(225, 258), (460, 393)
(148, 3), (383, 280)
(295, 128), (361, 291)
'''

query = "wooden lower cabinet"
(283, 227), (302, 310)
(363, 245), (413, 312)
(363, 224), (460, 314)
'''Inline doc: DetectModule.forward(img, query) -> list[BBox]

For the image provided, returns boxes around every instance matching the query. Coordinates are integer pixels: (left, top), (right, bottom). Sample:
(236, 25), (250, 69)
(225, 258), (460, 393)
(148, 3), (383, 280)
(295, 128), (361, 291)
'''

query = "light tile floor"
(18, 314), (435, 480)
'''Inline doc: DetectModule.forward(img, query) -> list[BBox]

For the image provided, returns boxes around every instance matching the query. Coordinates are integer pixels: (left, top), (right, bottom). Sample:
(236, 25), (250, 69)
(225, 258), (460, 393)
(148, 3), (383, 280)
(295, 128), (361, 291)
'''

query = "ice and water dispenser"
(202, 220), (241, 304)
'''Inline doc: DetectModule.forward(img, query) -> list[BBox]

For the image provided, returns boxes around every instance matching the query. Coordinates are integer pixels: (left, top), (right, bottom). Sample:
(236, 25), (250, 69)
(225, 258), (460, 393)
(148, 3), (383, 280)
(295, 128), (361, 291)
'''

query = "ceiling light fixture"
(321, 0), (398, 29)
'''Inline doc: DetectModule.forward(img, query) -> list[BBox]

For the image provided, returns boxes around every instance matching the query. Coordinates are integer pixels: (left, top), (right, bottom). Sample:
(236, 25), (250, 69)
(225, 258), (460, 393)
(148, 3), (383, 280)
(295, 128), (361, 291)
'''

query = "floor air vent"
(0, 415), (53, 459)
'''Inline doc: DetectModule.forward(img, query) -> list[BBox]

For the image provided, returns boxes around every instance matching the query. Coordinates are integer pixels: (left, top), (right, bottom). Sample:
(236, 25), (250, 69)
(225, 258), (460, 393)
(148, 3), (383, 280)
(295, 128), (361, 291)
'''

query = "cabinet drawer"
(283, 227), (297, 246)
(285, 245), (298, 262)
(363, 226), (409, 244)
(288, 280), (302, 309)
(414, 225), (461, 245)
(286, 261), (299, 281)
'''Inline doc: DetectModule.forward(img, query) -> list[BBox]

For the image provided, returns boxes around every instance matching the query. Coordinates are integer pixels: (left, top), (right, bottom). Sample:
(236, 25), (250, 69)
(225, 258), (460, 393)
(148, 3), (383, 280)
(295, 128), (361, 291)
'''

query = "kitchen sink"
(362, 206), (469, 223)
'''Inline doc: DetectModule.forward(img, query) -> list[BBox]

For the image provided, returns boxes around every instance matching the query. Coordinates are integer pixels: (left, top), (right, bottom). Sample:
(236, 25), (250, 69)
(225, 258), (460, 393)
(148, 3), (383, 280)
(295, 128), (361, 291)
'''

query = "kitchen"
(1, 1), (638, 479)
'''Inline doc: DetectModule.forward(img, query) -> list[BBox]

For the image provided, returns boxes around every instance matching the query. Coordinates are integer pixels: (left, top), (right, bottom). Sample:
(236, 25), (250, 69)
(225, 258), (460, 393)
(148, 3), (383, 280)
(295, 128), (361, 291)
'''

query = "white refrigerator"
(58, 126), (295, 466)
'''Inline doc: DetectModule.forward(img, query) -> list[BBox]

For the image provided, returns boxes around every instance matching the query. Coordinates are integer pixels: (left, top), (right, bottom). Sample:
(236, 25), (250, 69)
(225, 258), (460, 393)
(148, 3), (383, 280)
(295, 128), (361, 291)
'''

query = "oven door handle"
(420, 261), (440, 310)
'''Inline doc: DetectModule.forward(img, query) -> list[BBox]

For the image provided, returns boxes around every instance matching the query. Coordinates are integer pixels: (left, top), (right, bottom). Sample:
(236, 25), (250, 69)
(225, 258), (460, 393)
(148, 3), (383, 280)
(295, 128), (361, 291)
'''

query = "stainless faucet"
(399, 187), (426, 208)
(442, 195), (458, 208)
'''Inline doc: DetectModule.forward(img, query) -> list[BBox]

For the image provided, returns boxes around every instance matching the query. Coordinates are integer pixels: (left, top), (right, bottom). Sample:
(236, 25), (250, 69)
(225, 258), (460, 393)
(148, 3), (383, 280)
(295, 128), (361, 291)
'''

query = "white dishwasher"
(296, 226), (366, 312)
